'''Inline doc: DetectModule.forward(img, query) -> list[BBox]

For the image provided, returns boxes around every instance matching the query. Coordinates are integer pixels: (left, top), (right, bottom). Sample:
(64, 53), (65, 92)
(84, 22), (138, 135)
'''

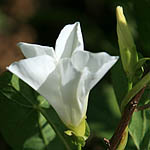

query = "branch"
(105, 86), (146, 150)
(135, 103), (150, 111)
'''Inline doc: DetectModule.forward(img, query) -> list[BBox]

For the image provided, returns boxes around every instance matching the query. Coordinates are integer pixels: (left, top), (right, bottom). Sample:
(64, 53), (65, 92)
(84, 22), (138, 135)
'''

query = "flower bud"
(116, 6), (138, 80)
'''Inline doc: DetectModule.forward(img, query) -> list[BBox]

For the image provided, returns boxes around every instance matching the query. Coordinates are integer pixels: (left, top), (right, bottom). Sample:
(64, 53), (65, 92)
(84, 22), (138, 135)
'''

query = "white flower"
(7, 22), (118, 128)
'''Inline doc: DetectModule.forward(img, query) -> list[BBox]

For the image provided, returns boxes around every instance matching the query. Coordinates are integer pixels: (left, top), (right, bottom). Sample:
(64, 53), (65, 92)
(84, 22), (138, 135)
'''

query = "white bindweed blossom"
(7, 22), (118, 129)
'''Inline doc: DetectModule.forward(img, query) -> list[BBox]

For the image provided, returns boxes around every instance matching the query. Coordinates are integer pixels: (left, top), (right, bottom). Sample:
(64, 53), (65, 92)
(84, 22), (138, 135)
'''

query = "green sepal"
(65, 120), (90, 147)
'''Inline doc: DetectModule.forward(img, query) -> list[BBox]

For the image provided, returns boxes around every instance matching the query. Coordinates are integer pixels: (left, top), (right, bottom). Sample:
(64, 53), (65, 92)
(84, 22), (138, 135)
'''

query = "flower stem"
(77, 145), (82, 150)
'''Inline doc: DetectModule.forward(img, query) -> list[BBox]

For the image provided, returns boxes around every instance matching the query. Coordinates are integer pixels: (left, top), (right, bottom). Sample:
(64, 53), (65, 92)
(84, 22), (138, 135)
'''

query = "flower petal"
(72, 50), (119, 98)
(55, 22), (84, 60)
(18, 42), (56, 58)
(38, 58), (83, 127)
(7, 55), (56, 90)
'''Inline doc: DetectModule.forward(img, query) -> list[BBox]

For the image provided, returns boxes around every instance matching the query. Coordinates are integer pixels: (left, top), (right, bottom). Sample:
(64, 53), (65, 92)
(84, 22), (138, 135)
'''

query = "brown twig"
(104, 138), (110, 148)
(135, 103), (150, 111)
(105, 86), (146, 150)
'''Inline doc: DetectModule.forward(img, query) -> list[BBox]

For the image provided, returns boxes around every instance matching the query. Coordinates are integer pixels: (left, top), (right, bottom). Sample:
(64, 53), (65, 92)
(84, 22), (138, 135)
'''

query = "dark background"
(0, 0), (149, 149)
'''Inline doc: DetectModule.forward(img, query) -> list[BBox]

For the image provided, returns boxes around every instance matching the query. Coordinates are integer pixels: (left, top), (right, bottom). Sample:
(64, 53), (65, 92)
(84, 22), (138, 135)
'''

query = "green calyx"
(65, 117), (90, 147)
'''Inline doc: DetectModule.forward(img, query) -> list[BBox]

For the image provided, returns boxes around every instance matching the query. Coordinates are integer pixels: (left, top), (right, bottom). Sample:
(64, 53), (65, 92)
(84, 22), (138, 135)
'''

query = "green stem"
(77, 145), (82, 150)
(121, 72), (150, 111)
(128, 81), (133, 91)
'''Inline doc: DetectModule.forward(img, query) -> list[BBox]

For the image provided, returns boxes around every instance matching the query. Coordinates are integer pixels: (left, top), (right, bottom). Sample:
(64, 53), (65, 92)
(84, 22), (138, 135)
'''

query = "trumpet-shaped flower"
(7, 22), (118, 129)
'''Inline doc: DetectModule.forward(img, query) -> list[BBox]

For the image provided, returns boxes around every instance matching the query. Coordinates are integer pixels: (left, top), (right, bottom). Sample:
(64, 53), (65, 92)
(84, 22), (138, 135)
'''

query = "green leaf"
(133, 57), (150, 81)
(121, 72), (150, 111)
(0, 72), (83, 150)
(129, 111), (145, 150)
(140, 110), (150, 150)
(111, 58), (150, 149)
(135, 58), (150, 71)
(129, 109), (150, 150)
(87, 81), (120, 139)
(129, 85), (150, 149)
(111, 59), (129, 108)
(139, 87), (150, 106)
